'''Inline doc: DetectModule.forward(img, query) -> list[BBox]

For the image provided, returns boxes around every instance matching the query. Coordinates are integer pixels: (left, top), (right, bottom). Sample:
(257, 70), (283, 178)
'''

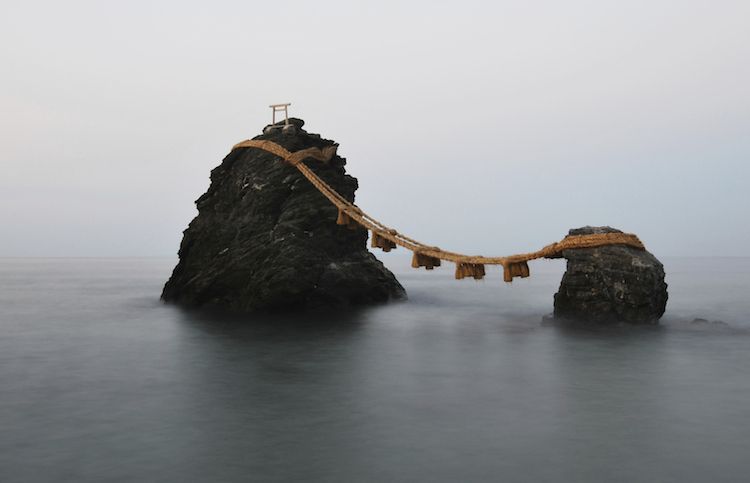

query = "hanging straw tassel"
(456, 263), (466, 280)
(503, 261), (530, 282)
(455, 263), (485, 280)
(336, 208), (361, 231)
(474, 263), (486, 280)
(503, 264), (513, 283)
(509, 261), (530, 279)
(336, 209), (350, 226)
(411, 252), (441, 270)
(371, 232), (397, 252)
(519, 261), (530, 278)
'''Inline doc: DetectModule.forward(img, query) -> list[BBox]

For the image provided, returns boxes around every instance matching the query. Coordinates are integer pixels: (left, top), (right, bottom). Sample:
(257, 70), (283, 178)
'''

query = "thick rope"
(231, 140), (646, 282)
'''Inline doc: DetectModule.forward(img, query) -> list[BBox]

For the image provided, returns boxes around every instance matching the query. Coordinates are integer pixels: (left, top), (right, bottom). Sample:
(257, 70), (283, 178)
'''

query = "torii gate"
(264, 103), (296, 135)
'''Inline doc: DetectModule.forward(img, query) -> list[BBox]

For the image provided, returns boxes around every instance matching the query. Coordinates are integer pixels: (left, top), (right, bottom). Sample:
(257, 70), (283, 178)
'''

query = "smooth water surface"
(1, 257), (749, 482)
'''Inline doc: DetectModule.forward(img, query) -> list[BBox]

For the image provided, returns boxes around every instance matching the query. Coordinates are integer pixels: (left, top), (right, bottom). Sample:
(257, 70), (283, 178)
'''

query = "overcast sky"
(1, 0), (748, 257)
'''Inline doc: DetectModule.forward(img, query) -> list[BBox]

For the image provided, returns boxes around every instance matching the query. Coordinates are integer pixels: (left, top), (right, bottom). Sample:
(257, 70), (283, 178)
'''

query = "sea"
(1, 256), (749, 482)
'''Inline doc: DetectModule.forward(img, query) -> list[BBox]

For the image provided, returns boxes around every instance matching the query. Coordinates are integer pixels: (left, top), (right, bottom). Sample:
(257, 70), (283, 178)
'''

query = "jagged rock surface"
(553, 226), (668, 324)
(162, 119), (405, 312)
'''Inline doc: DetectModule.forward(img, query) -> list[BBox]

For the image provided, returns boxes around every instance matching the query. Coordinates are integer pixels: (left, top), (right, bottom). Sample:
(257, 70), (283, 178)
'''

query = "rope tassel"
(455, 263), (486, 280)
(336, 209), (349, 226)
(503, 261), (530, 282)
(336, 209), (360, 230)
(371, 231), (397, 252)
(411, 252), (441, 270)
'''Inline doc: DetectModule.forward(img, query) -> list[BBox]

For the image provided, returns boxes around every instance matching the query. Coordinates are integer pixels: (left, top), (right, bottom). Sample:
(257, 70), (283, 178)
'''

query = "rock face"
(553, 226), (668, 324)
(162, 119), (406, 312)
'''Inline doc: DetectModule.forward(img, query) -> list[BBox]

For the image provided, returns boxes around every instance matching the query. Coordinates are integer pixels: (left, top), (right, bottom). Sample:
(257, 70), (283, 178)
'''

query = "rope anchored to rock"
(231, 139), (646, 282)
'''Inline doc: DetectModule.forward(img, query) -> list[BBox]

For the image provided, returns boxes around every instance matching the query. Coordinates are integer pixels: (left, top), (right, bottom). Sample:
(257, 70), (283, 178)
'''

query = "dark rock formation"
(162, 118), (405, 312)
(553, 226), (668, 324)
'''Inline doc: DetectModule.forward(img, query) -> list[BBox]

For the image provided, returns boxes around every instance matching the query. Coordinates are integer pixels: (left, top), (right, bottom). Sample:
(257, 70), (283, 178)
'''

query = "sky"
(1, 0), (748, 257)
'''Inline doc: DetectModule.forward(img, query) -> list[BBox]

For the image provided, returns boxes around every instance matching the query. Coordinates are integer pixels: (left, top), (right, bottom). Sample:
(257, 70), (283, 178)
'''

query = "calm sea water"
(1, 256), (749, 482)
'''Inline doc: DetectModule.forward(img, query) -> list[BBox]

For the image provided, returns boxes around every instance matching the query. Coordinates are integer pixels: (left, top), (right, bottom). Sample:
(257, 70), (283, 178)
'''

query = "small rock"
(553, 226), (668, 324)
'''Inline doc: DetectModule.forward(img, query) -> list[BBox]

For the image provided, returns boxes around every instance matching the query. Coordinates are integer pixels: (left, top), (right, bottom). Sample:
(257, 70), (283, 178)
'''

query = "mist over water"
(1, 257), (749, 482)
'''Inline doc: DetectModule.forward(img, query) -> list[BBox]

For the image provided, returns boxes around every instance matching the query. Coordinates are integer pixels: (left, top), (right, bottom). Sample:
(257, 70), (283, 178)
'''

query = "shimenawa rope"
(231, 139), (645, 282)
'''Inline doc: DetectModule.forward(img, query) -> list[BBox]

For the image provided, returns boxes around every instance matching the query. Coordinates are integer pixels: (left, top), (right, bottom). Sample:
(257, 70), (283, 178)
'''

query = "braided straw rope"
(231, 140), (646, 282)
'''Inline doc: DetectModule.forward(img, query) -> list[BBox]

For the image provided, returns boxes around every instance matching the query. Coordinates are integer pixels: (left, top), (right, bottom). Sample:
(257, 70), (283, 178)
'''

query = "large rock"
(553, 226), (668, 324)
(162, 119), (406, 312)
